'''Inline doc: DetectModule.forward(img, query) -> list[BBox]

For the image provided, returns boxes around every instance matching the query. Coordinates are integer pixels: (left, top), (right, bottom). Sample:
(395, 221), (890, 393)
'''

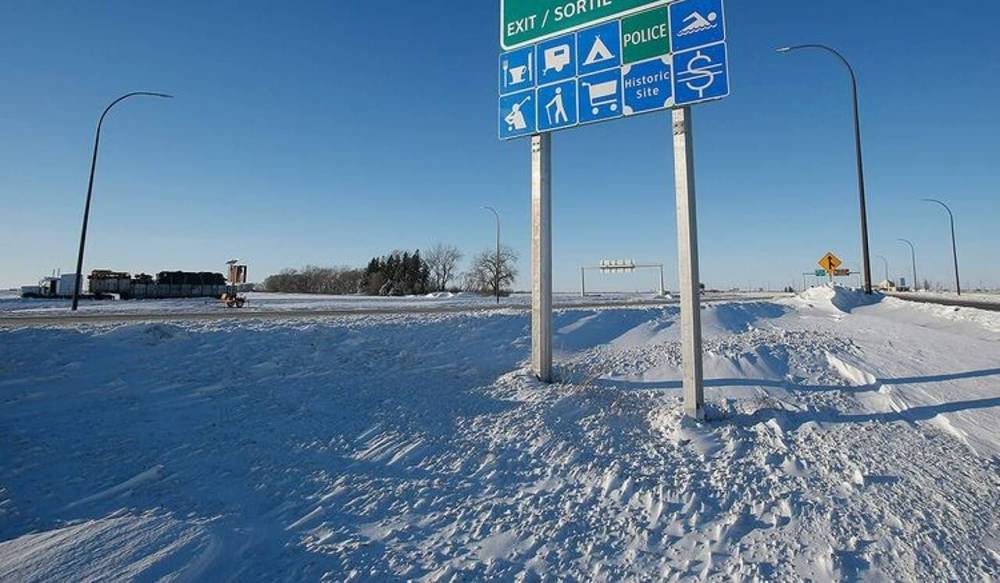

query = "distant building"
(21, 273), (79, 298)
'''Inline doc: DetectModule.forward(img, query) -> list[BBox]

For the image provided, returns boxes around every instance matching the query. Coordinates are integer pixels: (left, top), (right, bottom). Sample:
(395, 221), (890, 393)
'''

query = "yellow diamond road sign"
(818, 252), (843, 274)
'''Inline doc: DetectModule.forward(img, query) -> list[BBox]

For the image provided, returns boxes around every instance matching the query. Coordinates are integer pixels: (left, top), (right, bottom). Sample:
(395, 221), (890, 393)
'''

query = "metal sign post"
(672, 106), (704, 420)
(532, 133), (553, 382)
(500, 0), (729, 418)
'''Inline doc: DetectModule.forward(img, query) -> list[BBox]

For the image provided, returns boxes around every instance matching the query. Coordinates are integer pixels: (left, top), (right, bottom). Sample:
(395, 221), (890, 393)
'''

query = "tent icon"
(584, 35), (615, 67)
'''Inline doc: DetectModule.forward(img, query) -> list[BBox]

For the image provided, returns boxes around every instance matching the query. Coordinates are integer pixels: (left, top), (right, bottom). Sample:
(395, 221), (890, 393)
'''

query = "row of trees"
(262, 266), (363, 295)
(361, 250), (430, 296)
(262, 243), (519, 297)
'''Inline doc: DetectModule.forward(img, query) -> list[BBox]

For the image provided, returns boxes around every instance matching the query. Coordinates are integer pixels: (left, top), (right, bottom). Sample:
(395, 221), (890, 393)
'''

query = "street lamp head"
(127, 91), (173, 99)
(775, 47), (792, 54)
(922, 198), (953, 215)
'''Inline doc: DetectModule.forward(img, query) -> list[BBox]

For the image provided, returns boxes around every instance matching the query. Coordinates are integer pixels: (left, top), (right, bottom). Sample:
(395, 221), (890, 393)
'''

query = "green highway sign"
(501, 0), (669, 50)
(622, 7), (670, 63)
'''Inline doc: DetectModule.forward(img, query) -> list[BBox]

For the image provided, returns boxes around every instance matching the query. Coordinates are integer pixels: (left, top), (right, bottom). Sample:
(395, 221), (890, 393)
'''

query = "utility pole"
(71, 92), (173, 311)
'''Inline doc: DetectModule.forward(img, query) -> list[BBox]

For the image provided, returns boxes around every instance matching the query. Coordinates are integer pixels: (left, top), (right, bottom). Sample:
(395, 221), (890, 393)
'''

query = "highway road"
(884, 292), (1000, 313)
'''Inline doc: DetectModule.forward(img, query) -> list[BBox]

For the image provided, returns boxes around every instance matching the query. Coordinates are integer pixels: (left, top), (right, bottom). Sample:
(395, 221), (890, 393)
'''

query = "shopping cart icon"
(581, 79), (619, 115)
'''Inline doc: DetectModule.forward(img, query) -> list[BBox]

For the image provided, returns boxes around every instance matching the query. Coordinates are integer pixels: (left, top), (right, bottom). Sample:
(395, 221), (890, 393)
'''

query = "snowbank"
(2, 298), (998, 580)
(793, 284), (883, 313)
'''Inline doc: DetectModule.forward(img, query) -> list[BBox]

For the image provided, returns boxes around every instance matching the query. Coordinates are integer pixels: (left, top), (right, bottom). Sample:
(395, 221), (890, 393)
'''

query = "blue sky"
(2, 1), (998, 292)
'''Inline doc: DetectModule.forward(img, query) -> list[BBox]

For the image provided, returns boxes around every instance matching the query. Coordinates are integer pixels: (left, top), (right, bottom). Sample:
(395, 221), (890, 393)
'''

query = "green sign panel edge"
(500, 0), (671, 51)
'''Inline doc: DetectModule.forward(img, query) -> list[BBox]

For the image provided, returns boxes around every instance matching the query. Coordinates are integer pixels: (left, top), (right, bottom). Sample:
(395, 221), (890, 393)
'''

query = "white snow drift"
(1, 287), (998, 581)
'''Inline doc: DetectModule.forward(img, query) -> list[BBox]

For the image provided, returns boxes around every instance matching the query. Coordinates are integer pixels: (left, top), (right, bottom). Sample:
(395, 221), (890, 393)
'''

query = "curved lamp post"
(875, 254), (889, 285)
(897, 238), (917, 292)
(71, 92), (173, 311)
(777, 44), (873, 295)
(923, 198), (961, 296)
(483, 206), (501, 304)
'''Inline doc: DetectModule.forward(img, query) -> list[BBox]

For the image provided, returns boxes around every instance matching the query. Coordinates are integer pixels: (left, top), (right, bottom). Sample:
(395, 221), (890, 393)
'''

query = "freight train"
(88, 270), (230, 299)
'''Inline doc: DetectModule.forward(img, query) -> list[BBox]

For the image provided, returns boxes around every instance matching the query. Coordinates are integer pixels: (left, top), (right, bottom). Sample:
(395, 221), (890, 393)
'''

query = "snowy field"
(1, 287), (998, 581)
(0, 291), (658, 316)
(0, 290), (789, 317)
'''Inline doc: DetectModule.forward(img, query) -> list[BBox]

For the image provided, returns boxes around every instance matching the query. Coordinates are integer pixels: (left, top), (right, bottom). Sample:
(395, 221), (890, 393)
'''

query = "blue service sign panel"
(577, 21), (622, 76)
(578, 69), (623, 124)
(538, 80), (578, 132)
(500, 46), (536, 95)
(674, 42), (729, 105)
(497, 0), (729, 140)
(499, 90), (537, 139)
(623, 56), (673, 115)
(536, 34), (577, 86)
(670, 0), (726, 52)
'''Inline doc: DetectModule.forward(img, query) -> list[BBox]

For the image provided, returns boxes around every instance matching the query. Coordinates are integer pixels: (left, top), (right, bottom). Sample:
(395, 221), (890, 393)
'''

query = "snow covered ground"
(1, 287), (997, 581)
(0, 290), (789, 317)
(0, 291), (656, 315)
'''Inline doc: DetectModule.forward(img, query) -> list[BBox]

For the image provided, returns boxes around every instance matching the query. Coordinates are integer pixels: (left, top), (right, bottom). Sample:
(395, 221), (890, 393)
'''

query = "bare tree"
(464, 245), (518, 296)
(425, 243), (464, 291)
(263, 266), (364, 294)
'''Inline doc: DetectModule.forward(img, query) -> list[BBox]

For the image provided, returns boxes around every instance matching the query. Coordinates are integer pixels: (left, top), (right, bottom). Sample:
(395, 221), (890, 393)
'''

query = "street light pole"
(777, 44), (873, 295)
(897, 238), (918, 292)
(875, 254), (889, 284)
(71, 91), (173, 311)
(483, 206), (501, 304)
(923, 199), (961, 296)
